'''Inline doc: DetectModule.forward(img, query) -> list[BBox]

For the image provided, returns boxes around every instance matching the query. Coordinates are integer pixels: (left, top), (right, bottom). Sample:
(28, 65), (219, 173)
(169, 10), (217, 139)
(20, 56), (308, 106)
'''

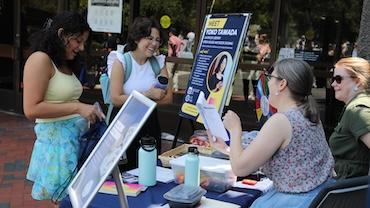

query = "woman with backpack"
(109, 17), (173, 170)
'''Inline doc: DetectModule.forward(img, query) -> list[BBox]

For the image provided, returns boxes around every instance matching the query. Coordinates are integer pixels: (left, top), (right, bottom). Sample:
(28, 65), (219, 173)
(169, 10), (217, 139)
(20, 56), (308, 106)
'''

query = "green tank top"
(36, 62), (82, 123)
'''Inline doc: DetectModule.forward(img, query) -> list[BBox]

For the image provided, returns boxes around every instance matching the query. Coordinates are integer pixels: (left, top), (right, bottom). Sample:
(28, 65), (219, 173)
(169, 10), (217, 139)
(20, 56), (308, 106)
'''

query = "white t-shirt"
(107, 51), (165, 95)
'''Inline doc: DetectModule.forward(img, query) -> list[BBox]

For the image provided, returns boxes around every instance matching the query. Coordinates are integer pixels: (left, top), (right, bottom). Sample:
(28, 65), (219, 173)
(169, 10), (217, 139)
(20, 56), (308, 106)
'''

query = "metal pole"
(112, 165), (129, 208)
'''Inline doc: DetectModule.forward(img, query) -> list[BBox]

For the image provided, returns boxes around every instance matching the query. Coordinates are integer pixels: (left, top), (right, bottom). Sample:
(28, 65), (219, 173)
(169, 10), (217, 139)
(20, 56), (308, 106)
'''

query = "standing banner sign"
(87, 0), (123, 33)
(179, 13), (251, 121)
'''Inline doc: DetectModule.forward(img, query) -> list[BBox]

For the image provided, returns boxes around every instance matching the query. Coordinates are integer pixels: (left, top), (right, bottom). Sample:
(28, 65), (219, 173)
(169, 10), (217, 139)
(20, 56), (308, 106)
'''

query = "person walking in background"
(208, 58), (334, 207)
(256, 34), (271, 63)
(167, 27), (183, 57)
(165, 27), (183, 79)
(243, 33), (271, 101)
(109, 17), (173, 170)
(329, 57), (370, 179)
(23, 11), (104, 205)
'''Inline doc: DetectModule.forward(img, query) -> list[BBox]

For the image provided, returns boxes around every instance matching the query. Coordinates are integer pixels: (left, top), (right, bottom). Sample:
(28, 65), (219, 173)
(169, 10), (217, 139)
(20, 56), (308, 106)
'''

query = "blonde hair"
(335, 57), (370, 89)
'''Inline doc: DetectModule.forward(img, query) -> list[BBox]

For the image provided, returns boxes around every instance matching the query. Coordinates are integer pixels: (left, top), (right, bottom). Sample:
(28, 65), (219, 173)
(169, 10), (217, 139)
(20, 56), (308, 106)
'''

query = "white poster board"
(68, 91), (156, 208)
(278, 48), (295, 60)
(87, 0), (123, 33)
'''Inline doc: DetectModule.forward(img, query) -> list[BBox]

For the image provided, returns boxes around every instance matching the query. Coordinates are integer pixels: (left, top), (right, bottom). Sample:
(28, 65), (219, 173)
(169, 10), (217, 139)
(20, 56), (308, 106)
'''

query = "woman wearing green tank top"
(23, 11), (104, 206)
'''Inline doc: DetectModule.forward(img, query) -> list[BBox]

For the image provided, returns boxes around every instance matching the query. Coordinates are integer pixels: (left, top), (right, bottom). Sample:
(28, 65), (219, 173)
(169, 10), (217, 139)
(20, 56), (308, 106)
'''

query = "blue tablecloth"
(60, 181), (261, 208)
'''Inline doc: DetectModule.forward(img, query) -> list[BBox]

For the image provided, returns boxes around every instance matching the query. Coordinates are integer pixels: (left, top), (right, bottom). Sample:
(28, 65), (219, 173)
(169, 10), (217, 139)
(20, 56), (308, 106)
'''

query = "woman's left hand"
(223, 110), (242, 134)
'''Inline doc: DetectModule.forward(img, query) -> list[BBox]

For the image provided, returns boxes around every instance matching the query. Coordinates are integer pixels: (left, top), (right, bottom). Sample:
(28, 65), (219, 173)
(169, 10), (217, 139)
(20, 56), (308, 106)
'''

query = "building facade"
(0, 0), (364, 132)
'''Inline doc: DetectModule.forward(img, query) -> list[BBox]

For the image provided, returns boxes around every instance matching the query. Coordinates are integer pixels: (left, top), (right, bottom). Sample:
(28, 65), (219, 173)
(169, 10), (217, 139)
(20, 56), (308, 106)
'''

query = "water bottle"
(185, 146), (200, 187)
(138, 136), (157, 186)
(154, 75), (168, 90)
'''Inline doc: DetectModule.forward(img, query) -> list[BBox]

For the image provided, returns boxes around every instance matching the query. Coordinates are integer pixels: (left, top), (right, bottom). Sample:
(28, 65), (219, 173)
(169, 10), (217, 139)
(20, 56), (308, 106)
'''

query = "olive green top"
(329, 92), (370, 179)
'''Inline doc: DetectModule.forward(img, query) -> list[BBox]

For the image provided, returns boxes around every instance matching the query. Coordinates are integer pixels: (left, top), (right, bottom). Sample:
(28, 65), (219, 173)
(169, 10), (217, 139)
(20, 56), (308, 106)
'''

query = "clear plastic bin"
(170, 155), (236, 192)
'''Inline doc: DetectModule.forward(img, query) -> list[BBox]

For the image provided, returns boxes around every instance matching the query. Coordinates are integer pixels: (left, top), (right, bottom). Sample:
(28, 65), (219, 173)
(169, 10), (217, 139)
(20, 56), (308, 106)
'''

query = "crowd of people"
(22, 10), (369, 208)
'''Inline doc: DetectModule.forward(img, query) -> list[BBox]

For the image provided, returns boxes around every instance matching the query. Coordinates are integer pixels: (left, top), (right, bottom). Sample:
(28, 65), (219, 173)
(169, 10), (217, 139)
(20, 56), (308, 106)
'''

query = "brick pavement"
(0, 111), (55, 208)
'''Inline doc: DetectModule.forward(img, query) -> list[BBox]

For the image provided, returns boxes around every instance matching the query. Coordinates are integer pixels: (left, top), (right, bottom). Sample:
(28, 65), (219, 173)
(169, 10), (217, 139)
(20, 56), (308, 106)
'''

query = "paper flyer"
(196, 91), (229, 141)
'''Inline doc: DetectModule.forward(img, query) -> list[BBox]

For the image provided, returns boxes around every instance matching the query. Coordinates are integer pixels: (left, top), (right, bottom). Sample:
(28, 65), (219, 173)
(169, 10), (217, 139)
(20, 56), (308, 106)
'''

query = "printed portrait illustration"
(207, 54), (228, 92)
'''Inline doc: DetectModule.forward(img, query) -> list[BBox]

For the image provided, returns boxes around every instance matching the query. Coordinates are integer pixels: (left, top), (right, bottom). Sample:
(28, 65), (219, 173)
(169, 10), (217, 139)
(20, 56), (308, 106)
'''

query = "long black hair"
(214, 54), (227, 74)
(29, 11), (91, 73)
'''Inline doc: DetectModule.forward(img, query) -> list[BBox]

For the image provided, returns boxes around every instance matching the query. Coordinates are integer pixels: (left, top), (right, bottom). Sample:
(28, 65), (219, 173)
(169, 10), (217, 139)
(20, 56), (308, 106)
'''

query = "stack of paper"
(233, 178), (273, 193)
(126, 166), (175, 183)
(99, 181), (145, 197)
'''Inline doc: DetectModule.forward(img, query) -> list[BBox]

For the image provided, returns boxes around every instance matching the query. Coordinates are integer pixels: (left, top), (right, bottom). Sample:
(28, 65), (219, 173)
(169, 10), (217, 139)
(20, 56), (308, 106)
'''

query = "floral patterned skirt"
(26, 117), (80, 201)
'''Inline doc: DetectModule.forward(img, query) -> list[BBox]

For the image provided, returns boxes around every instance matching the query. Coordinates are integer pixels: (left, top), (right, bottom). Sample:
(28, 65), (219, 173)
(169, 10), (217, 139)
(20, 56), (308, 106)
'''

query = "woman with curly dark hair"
(23, 11), (104, 204)
(108, 17), (172, 170)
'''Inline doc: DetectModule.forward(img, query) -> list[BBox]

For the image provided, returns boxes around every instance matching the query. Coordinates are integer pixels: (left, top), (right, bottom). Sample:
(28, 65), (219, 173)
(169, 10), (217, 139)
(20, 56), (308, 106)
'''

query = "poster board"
(179, 13), (251, 121)
(87, 0), (123, 33)
(68, 91), (156, 208)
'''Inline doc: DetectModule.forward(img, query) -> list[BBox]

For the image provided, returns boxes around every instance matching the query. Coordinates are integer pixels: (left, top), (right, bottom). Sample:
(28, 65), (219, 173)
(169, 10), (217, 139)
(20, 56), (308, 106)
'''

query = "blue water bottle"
(138, 136), (157, 186)
(185, 146), (200, 187)
(154, 75), (168, 90)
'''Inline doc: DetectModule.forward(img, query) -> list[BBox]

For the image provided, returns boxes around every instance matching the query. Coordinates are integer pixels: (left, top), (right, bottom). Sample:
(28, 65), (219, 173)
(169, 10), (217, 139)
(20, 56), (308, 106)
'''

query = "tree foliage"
(210, 0), (273, 34)
(140, 0), (195, 33)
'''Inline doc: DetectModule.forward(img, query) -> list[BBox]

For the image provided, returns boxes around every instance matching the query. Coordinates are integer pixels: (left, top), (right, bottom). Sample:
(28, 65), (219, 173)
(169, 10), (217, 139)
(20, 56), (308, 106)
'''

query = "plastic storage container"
(170, 155), (236, 192)
(163, 184), (206, 208)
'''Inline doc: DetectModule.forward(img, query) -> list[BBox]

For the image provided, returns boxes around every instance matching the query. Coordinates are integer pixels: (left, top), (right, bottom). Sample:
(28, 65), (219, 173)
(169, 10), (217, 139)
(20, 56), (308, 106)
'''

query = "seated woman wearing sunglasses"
(208, 58), (334, 207)
(329, 57), (370, 179)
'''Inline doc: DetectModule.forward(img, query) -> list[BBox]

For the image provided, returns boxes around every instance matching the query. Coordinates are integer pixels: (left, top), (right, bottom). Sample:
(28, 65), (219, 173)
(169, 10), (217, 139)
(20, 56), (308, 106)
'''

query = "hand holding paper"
(196, 92), (229, 142)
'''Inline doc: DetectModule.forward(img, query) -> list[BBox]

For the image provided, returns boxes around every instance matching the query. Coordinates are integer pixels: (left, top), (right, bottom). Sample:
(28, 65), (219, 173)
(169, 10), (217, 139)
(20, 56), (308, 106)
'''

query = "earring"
(274, 92), (279, 96)
(353, 86), (358, 92)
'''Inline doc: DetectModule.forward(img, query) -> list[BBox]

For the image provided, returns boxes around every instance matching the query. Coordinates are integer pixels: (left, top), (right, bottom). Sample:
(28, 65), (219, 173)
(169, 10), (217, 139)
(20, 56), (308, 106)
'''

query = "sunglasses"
(331, 75), (355, 84)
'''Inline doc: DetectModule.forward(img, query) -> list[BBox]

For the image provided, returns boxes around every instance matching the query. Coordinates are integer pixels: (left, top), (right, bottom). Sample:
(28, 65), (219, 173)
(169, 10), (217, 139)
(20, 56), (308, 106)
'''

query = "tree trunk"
(358, 0), (370, 60)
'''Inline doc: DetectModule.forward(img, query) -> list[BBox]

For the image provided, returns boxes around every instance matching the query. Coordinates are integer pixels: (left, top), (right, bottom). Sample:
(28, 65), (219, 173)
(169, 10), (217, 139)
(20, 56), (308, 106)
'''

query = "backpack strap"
(99, 73), (113, 124)
(122, 52), (161, 82)
(123, 52), (132, 83)
(148, 56), (161, 76)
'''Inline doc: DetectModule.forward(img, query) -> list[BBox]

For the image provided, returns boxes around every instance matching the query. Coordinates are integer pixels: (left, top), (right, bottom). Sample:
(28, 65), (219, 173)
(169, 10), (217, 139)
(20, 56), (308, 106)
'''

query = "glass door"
(0, 0), (17, 111)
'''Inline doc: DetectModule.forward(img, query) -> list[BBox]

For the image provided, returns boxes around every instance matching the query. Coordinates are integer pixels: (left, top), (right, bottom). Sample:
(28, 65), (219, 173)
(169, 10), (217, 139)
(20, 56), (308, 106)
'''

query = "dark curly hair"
(125, 17), (162, 52)
(29, 11), (91, 73)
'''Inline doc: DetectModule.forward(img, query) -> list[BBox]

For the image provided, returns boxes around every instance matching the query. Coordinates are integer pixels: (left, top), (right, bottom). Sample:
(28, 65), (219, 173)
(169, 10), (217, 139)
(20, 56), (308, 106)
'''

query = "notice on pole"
(179, 13), (251, 121)
(87, 0), (123, 33)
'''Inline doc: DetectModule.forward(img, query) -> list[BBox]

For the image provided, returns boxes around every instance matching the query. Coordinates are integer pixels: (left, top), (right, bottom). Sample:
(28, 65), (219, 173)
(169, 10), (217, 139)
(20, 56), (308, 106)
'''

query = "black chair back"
(309, 176), (369, 208)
